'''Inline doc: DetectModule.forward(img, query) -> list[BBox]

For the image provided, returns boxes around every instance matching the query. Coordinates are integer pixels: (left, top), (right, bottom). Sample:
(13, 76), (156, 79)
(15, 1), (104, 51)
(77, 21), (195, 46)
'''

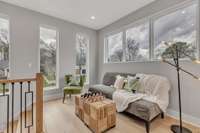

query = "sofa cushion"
(125, 99), (161, 121)
(103, 72), (136, 86)
(89, 84), (116, 99)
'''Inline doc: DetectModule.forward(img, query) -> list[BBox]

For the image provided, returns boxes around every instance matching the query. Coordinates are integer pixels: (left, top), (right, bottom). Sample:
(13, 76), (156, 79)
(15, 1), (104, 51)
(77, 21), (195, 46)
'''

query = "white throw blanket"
(113, 74), (171, 113)
(113, 90), (145, 112)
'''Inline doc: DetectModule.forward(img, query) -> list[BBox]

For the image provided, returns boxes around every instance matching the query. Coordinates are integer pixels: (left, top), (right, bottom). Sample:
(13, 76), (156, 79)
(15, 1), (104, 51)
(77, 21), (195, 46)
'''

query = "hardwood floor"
(44, 98), (200, 133)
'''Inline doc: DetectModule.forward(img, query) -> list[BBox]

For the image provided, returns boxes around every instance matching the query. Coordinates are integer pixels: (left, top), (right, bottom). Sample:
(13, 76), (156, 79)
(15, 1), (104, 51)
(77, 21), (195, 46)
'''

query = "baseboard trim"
(167, 109), (200, 128)
(44, 92), (62, 102)
(0, 124), (4, 133)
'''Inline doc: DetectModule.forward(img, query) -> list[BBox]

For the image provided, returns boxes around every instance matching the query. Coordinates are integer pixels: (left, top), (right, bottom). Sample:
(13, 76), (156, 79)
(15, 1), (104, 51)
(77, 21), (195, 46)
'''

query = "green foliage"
(0, 84), (9, 93)
(161, 42), (196, 59)
(43, 75), (56, 88)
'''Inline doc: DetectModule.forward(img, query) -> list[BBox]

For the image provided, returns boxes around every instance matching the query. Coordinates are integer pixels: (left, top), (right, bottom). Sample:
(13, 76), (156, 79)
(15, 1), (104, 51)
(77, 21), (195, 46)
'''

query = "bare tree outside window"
(76, 34), (89, 80)
(126, 22), (149, 61)
(40, 27), (57, 89)
(76, 34), (88, 67)
(107, 32), (123, 62)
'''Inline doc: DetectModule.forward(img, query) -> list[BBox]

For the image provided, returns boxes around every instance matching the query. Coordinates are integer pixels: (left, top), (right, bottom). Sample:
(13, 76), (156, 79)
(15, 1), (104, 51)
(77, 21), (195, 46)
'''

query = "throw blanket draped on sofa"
(113, 90), (145, 112)
(113, 74), (170, 113)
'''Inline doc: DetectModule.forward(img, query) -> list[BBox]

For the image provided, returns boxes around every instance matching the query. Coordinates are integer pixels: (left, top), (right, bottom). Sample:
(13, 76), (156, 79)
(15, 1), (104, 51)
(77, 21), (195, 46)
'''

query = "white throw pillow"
(114, 75), (125, 90)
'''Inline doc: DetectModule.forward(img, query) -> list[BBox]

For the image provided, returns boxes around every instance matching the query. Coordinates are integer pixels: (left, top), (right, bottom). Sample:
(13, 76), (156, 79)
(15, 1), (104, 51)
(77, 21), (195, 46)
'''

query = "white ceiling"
(0, 0), (155, 30)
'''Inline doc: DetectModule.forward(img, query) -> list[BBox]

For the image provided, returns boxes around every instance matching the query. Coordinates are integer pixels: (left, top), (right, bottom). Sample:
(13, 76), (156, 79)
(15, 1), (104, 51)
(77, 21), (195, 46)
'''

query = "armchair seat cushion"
(125, 99), (161, 121)
(89, 84), (116, 99)
(63, 86), (82, 94)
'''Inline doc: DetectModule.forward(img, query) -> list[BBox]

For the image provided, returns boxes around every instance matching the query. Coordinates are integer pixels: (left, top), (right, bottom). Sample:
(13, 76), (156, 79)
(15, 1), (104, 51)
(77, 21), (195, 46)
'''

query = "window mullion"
(150, 19), (154, 61)
(122, 30), (126, 62)
(197, 0), (200, 59)
(104, 37), (108, 63)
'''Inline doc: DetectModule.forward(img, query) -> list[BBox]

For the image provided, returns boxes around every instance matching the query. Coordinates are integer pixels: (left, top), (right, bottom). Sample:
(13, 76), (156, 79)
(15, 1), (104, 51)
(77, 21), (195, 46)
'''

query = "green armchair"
(63, 74), (86, 103)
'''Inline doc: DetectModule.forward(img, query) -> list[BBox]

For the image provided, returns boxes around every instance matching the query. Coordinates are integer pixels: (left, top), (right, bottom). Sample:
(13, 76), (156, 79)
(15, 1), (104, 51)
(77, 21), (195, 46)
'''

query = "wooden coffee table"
(75, 96), (116, 133)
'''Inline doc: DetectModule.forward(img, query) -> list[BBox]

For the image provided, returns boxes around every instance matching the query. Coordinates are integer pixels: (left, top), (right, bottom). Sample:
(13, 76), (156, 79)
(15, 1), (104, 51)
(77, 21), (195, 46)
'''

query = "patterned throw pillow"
(124, 76), (143, 93)
(124, 76), (136, 92)
(114, 75), (125, 90)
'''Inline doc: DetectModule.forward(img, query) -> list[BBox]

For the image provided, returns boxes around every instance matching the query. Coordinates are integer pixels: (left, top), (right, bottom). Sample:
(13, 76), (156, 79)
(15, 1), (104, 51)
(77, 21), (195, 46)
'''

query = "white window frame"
(39, 25), (59, 90)
(0, 14), (10, 77)
(151, 0), (199, 61)
(104, 0), (199, 63)
(104, 31), (124, 63)
(76, 33), (90, 84)
(0, 14), (10, 94)
(124, 18), (151, 63)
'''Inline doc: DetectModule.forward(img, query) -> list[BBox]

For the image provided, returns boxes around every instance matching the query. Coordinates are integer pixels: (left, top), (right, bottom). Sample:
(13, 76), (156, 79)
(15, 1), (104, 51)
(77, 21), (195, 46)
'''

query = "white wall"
(97, 0), (200, 126)
(0, 1), (97, 128)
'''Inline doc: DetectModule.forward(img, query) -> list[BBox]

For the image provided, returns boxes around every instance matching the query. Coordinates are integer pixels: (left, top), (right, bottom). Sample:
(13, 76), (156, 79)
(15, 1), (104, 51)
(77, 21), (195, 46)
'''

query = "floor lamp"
(161, 42), (200, 133)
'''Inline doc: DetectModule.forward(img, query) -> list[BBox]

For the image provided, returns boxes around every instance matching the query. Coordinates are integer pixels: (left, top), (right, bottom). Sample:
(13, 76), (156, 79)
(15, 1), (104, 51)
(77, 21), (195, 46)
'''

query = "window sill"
(103, 58), (195, 64)
(104, 60), (159, 64)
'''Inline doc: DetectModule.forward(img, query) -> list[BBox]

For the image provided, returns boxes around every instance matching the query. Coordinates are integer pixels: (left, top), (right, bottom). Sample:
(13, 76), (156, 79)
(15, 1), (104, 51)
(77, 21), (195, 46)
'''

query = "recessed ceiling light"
(182, 10), (186, 14)
(90, 16), (96, 20)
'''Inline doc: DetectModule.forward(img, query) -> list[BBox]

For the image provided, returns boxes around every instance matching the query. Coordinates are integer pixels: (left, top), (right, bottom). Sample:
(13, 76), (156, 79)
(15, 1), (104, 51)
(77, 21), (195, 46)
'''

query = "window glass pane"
(0, 17), (9, 93)
(40, 27), (57, 89)
(76, 34), (88, 67)
(154, 4), (197, 59)
(126, 22), (149, 61)
(76, 34), (89, 82)
(107, 32), (123, 62)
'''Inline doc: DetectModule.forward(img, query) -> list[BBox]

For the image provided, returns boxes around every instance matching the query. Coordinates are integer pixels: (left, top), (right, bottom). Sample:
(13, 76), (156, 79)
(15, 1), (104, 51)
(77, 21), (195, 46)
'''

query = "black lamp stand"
(164, 46), (192, 133)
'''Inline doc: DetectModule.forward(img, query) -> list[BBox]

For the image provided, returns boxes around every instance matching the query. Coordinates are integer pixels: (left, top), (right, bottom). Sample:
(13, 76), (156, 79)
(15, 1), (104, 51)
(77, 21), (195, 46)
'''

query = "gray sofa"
(89, 72), (164, 133)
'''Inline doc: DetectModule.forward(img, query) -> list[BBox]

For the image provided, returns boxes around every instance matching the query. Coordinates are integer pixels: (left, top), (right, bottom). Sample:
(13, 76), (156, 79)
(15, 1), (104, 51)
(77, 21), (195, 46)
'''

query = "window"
(106, 32), (123, 63)
(154, 3), (197, 59)
(40, 26), (58, 89)
(126, 22), (149, 61)
(0, 17), (9, 93)
(104, 1), (198, 63)
(76, 34), (89, 82)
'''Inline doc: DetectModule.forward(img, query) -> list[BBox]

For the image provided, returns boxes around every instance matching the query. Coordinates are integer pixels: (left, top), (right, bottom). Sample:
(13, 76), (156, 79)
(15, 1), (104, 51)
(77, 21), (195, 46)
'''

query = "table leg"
(63, 93), (66, 103)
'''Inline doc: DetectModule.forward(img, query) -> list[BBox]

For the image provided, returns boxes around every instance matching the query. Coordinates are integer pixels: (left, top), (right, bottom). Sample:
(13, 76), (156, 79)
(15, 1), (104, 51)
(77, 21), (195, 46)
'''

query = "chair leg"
(161, 112), (164, 119)
(145, 121), (150, 133)
(63, 93), (66, 103)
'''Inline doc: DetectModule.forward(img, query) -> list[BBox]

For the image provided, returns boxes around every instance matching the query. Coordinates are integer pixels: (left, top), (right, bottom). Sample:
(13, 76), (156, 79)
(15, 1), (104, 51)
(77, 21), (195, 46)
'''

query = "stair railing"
(0, 73), (44, 133)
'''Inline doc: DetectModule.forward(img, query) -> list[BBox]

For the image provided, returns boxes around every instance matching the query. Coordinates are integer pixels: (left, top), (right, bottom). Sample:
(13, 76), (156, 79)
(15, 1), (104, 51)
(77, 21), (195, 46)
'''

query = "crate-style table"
(75, 96), (116, 133)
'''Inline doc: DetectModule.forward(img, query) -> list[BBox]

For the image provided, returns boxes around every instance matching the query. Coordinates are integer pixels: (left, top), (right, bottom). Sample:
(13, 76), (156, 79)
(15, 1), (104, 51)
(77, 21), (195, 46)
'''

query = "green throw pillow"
(129, 79), (140, 91)
(124, 76), (135, 92)
(124, 76), (143, 93)
(124, 82), (130, 91)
